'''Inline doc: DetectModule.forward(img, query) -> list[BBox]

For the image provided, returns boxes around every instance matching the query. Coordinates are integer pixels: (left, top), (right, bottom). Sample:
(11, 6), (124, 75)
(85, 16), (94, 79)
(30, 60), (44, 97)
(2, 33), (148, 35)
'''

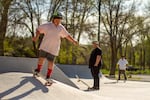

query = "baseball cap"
(52, 11), (63, 19)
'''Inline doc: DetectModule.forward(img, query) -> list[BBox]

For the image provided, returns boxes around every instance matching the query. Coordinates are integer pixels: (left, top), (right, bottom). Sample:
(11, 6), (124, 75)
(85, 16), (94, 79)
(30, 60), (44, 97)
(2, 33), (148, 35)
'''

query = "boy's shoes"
(45, 78), (53, 86)
(117, 79), (127, 83)
(33, 69), (40, 77)
(124, 79), (127, 83)
(89, 87), (99, 90)
(117, 79), (120, 82)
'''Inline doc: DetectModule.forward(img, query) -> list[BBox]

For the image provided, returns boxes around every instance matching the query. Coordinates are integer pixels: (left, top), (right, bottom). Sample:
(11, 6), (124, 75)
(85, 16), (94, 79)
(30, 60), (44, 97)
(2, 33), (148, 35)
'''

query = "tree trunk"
(139, 47), (142, 70)
(143, 47), (146, 70)
(98, 0), (101, 42)
(109, 36), (117, 77)
(0, 0), (12, 56)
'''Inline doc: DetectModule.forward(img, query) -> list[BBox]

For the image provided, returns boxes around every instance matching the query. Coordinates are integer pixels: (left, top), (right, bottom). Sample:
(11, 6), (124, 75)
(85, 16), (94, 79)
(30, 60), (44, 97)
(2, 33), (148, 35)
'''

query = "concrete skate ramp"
(0, 72), (125, 100)
(1, 57), (150, 100)
(57, 64), (102, 79)
(0, 72), (114, 100)
(0, 56), (78, 88)
(1, 73), (150, 100)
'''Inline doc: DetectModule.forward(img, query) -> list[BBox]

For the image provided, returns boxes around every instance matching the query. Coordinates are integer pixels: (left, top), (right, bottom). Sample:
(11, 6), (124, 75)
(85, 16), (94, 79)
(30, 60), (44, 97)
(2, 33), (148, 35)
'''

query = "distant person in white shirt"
(32, 11), (78, 82)
(117, 56), (128, 82)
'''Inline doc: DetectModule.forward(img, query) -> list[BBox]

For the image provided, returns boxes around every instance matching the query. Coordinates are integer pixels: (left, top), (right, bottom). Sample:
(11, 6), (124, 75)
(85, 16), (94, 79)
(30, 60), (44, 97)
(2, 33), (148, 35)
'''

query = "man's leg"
(91, 67), (100, 89)
(90, 67), (95, 88)
(46, 61), (54, 79)
(35, 50), (47, 73)
(94, 67), (100, 89)
(123, 70), (127, 80)
(118, 70), (121, 80)
(35, 57), (45, 72)
(46, 53), (55, 79)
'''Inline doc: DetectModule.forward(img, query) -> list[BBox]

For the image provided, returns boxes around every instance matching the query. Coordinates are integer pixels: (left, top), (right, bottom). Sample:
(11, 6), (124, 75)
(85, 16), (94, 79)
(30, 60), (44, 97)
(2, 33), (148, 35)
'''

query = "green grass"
(101, 69), (150, 75)
(101, 69), (150, 81)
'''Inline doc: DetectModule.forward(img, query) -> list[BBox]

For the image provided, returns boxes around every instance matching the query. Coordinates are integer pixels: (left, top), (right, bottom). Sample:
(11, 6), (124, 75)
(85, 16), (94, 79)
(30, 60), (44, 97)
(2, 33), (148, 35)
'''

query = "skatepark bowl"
(0, 56), (150, 100)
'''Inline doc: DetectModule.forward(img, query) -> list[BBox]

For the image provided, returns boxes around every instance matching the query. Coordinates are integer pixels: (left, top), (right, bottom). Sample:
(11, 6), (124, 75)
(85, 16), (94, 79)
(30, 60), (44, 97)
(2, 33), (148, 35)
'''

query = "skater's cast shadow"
(104, 81), (118, 84)
(0, 76), (49, 100)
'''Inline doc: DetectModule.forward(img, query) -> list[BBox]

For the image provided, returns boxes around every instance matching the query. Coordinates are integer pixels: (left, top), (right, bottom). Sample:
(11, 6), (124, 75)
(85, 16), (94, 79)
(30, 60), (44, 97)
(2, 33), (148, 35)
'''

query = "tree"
(101, 0), (138, 76)
(11, 0), (47, 56)
(60, 0), (96, 64)
(0, 0), (13, 56)
(95, 0), (102, 42)
(144, 1), (150, 69)
(8, 0), (64, 56)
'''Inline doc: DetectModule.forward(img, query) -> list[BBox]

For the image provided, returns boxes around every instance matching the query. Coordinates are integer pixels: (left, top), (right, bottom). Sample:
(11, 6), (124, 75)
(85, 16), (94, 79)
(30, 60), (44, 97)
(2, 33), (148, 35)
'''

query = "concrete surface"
(71, 76), (150, 100)
(0, 57), (150, 100)
(0, 72), (108, 100)
(0, 56), (78, 88)
(130, 75), (150, 82)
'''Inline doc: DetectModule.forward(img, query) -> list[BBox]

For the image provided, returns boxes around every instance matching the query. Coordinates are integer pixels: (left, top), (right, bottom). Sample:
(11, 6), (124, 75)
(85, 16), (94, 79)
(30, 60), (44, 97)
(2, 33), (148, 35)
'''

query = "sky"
(134, 0), (149, 15)
(14, 0), (149, 45)
(80, 0), (150, 45)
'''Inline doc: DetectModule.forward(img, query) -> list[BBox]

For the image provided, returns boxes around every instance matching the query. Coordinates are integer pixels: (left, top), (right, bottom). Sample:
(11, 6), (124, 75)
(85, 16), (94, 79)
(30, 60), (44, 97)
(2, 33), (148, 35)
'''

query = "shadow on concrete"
(0, 76), (48, 100)
(104, 81), (118, 84)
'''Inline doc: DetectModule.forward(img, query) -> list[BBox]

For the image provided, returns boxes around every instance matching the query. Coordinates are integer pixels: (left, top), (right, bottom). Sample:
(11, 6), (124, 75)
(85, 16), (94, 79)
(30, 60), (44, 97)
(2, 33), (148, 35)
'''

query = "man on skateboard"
(32, 11), (78, 85)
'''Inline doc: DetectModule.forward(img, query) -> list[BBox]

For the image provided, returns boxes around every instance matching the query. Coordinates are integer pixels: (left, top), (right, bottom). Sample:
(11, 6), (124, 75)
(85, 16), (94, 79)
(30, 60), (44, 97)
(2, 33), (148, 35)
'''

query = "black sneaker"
(93, 87), (99, 90)
(117, 79), (120, 82)
(89, 87), (99, 90)
(33, 69), (40, 77)
(124, 79), (127, 83)
(45, 78), (53, 86)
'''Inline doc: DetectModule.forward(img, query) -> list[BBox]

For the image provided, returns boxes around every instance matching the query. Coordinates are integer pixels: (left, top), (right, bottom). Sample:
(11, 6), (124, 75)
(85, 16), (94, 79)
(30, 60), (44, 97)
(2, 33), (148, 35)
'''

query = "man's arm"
(126, 60), (128, 66)
(65, 35), (78, 45)
(94, 55), (101, 66)
(32, 29), (41, 42)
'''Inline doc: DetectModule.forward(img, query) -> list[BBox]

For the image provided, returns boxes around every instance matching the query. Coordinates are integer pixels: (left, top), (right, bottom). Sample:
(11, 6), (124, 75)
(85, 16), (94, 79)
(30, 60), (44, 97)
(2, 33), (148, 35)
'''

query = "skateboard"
(75, 75), (91, 90)
(32, 69), (53, 86)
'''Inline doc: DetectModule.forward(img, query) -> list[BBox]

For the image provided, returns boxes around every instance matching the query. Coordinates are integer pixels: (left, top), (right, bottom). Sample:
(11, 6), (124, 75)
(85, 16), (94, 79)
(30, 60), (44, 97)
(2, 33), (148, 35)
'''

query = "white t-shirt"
(37, 22), (69, 56)
(117, 58), (128, 70)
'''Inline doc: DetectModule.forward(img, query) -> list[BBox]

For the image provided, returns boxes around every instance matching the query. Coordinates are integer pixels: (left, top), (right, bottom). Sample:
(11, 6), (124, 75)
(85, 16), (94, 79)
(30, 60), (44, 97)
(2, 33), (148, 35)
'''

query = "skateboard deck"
(75, 75), (91, 90)
(34, 75), (53, 86)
